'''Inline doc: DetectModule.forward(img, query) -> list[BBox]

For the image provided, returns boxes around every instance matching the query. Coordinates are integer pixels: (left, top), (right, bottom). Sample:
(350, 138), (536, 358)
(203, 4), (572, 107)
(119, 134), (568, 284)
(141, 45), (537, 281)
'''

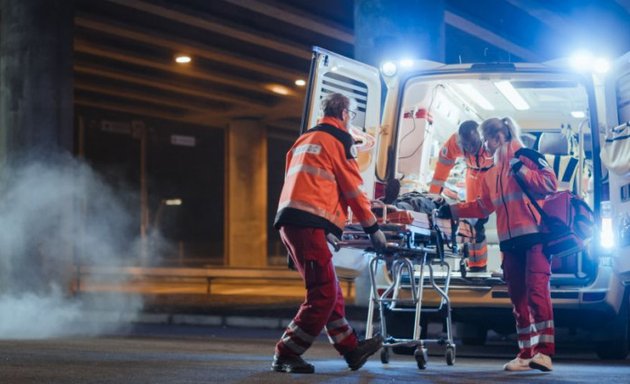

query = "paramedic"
(438, 117), (557, 372)
(429, 120), (494, 272)
(272, 93), (385, 374)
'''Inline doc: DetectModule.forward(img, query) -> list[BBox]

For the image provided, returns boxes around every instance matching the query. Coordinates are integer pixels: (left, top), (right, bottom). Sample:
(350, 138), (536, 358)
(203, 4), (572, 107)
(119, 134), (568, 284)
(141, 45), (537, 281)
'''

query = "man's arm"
(429, 134), (463, 194)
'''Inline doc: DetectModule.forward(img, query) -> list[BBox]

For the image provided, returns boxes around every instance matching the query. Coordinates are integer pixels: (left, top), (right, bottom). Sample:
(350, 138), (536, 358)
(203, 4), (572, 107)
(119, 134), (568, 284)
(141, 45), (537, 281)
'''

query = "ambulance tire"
(596, 298), (629, 360)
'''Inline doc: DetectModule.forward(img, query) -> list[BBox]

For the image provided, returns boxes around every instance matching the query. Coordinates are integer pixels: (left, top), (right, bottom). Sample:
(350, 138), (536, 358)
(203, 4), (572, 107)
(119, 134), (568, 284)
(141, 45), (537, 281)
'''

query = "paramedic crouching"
(272, 93), (385, 374)
(429, 120), (494, 272)
(437, 117), (557, 372)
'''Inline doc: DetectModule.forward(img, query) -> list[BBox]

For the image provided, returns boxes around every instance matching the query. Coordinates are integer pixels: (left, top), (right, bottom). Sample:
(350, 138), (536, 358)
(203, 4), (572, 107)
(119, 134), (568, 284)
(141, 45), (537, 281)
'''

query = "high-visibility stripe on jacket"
(429, 133), (495, 202)
(451, 140), (558, 246)
(274, 116), (378, 237)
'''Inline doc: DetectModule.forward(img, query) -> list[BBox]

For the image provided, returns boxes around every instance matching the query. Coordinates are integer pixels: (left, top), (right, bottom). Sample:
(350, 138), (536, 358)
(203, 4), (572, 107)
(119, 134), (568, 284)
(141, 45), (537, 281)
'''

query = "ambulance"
(302, 47), (630, 359)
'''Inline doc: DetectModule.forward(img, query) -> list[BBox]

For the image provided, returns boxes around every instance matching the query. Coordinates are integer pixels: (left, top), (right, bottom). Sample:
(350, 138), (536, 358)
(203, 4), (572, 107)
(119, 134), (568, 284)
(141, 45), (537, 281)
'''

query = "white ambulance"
(302, 47), (630, 359)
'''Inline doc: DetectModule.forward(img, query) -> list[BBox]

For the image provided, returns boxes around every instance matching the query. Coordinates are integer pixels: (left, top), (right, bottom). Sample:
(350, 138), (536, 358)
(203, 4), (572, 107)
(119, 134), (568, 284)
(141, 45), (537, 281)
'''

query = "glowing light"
(266, 84), (291, 95)
(380, 61), (397, 77)
(294, 79), (306, 87)
(494, 81), (530, 110)
(165, 199), (182, 206)
(593, 57), (610, 74)
(175, 55), (191, 64)
(570, 51), (593, 72)
(601, 217), (615, 248)
(571, 111), (586, 118)
(454, 83), (495, 110)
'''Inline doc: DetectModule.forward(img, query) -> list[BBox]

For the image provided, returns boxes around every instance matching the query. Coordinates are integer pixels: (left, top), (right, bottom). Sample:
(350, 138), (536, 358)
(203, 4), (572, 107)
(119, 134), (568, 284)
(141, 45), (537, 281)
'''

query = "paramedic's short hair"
(322, 93), (350, 120)
(458, 120), (479, 139)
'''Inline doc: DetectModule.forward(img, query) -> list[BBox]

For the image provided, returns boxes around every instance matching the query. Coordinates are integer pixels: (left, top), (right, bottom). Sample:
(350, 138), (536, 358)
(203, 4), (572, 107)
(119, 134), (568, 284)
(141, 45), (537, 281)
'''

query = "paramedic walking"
(272, 93), (385, 374)
(438, 117), (557, 372)
(429, 120), (494, 272)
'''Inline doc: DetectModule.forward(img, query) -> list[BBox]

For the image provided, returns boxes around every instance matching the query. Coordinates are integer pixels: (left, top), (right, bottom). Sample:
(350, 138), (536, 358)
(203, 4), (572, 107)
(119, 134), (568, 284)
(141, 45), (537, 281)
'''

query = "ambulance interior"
(394, 72), (595, 277)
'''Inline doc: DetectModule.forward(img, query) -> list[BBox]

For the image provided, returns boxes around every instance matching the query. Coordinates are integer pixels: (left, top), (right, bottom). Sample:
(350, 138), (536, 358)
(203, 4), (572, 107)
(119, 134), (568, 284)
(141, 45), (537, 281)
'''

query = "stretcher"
(339, 201), (464, 370)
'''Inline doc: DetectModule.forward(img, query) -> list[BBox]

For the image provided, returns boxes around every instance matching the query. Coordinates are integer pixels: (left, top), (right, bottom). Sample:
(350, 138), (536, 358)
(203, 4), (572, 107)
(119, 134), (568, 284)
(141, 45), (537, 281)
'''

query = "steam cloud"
(0, 154), (150, 339)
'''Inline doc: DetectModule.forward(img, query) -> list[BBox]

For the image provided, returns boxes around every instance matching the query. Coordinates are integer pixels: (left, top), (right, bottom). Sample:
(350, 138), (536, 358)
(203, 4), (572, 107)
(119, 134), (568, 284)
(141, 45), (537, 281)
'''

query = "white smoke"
(0, 155), (149, 338)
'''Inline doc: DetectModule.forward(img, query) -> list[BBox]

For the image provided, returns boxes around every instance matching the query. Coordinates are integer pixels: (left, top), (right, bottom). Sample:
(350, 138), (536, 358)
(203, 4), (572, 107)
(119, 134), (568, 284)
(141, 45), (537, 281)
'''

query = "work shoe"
(468, 265), (487, 273)
(503, 357), (532, 371)
(344, 334), (383, 371)
(529, 352), (553, 372)
(271, 354), (315, 374)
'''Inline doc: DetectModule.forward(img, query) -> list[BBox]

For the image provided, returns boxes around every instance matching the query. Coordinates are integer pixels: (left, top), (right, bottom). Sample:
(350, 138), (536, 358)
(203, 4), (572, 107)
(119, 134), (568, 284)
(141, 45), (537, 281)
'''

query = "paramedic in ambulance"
(271, 92), (385, 374)
(438, 117), (557, 372)
(429, 120), (494, 272)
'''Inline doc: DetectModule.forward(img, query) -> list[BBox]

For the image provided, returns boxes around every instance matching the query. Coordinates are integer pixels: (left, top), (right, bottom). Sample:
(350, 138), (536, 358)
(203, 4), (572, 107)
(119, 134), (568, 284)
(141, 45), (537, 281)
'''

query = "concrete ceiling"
(74, 0), (630, 133)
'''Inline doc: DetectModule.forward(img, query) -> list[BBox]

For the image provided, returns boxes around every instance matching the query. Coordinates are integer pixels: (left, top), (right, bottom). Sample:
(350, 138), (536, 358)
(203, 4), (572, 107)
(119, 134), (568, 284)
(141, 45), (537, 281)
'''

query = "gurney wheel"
(380, 347), (390, 364)
(414, 346), (428, 370)
(445, 345), (456, 366)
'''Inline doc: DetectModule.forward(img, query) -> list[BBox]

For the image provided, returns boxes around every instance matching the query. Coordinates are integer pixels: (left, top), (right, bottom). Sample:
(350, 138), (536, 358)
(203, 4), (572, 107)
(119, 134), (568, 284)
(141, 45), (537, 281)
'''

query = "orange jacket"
(429, 133), (494, 202)
(451, 140), (558, 247)
(274, 116), (378, 237)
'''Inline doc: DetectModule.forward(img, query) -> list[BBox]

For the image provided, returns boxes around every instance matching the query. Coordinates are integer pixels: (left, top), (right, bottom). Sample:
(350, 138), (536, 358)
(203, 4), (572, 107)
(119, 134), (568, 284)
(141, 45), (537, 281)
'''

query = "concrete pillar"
(0, 0), (74, 293)
(0, 0), (74, 169)
(226, 119), (267, 267)
(354, 0), (445, 66)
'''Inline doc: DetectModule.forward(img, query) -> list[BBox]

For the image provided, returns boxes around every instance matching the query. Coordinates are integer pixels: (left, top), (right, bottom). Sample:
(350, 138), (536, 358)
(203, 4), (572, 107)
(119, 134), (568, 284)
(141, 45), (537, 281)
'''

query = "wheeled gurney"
(340, 202), (462, 369)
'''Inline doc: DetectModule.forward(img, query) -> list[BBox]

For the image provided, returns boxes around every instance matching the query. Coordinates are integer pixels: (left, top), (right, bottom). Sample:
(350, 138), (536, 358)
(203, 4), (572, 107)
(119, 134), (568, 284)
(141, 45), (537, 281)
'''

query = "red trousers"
(502, 243), (555, 358)
(275, 226), (358, 357)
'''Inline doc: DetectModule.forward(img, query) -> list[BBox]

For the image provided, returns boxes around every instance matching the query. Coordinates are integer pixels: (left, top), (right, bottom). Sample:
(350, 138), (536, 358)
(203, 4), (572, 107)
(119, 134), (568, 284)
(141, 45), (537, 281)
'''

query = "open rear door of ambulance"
(603, 52), (630, 279)
(302, 46), (382, 198)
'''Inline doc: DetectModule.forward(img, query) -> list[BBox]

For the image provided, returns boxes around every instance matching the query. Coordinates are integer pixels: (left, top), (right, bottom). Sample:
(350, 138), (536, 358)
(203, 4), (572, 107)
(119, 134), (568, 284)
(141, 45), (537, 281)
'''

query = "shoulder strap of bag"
(511, 160), (551, 223)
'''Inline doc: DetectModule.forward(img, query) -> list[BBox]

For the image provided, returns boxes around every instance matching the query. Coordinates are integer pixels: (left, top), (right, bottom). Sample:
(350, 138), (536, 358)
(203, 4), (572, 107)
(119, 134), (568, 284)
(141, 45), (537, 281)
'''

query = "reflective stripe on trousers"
(275, 226), (358, 357)
(502, 242), (555, 358)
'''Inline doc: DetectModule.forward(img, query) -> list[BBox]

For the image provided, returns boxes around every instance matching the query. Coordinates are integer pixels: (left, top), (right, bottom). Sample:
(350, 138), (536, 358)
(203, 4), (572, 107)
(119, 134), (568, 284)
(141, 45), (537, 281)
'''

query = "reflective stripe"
(326, 318), (349, 330)
(281, 336), (307, 354)
(518, 334), (539, 349)
(287, 321), (316, 343)
(470, 242), (487, 251)
(278, 200), (345, 229)
(430, 180), (445, 187)
(438, 156), (455, 166)
(517, 333), (555, 349)
(327, 328), (353, 344)
(287, 164), (335, 182)
(492, 192), (523, 206)
(343, 188), (363, 199)
(293, 143), (321, 156)
(517, 320), (554, 335)
(360, 216), (377, 228)
(539, 334), (555, 344)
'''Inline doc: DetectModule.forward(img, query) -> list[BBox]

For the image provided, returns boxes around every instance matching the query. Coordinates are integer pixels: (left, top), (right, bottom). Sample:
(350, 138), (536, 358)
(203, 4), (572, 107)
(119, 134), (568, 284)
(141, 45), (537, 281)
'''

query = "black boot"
(271, 354), (315, 374)
(343, 335), (383, 371)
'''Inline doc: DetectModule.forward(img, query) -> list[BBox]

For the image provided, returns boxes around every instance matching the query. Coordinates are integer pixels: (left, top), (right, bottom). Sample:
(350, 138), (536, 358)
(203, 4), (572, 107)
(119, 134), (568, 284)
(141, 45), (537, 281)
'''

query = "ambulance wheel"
(414, 346), (428, 370)
(380, 347), (389, 364)
(445, 345), (456, 366)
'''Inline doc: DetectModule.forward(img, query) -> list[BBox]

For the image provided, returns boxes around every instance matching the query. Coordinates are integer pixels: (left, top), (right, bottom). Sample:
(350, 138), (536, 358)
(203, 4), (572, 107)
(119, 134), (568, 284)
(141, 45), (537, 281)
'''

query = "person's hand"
(436, 204), (452, 219)
(369, 229), (387, 251)
(326, 233), (341, 252)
